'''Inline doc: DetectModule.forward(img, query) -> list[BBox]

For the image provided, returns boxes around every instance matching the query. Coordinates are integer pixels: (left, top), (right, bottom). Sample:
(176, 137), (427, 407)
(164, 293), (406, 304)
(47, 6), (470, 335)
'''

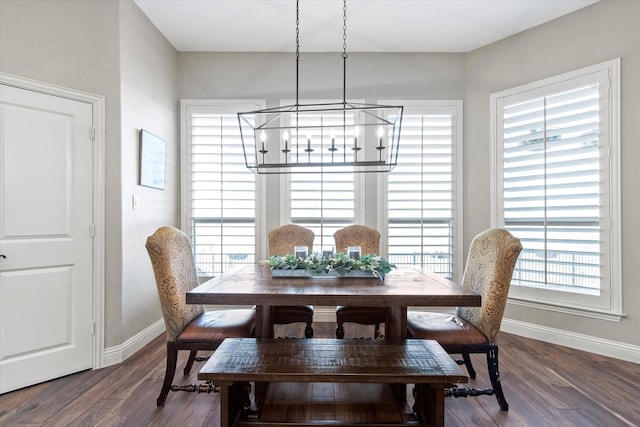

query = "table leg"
(255, 305), (274, 338)
(385, 306), (407, 342)
(253, 305), (273, 411)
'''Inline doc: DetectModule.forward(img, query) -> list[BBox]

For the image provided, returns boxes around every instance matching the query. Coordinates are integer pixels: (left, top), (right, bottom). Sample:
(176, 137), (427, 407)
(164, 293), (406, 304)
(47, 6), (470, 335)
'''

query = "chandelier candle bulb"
(329, 131), (338, 152)
(377, 127), (386, 161)
(305, 135), (313, 153)
(259, 131), (268, 157)
(282, 131), (290, 153)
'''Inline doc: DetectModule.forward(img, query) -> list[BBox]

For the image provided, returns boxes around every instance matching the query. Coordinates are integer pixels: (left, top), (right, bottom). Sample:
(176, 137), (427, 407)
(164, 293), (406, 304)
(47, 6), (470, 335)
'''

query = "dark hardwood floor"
(1, 323), (638, 427)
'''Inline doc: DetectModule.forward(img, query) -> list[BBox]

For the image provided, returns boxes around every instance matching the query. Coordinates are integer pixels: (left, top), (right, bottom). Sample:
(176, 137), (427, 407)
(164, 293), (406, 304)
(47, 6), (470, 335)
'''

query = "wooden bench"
(198, 338), (467, 427)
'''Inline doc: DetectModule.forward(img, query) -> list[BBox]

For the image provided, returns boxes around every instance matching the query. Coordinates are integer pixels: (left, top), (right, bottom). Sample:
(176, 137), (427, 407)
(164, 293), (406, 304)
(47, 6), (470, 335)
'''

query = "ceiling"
(134, 0), (598, 53)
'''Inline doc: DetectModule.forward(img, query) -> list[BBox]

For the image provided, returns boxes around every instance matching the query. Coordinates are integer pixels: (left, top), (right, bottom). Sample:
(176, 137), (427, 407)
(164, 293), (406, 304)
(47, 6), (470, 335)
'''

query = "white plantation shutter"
(492, 60), (621, 314)
(183, 102), (261, 276)
(290, 171), (355, 252)
(287, 109), (357, 251)
(386, 102), (462, 278)
(502, 84), (600, 292)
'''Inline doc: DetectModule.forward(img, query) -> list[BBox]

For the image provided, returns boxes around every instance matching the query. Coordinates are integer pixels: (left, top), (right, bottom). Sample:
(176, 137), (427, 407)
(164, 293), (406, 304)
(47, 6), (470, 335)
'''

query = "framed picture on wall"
(139, 129), (166, 190)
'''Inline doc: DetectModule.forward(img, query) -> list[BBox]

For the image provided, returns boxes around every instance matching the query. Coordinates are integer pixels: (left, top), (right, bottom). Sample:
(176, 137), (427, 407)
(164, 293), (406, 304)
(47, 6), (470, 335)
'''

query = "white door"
(0, 84), (94, 393)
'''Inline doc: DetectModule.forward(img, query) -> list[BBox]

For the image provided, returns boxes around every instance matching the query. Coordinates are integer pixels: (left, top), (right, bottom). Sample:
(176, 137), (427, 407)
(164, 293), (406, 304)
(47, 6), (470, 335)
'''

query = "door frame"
(1, 72), (106, 369)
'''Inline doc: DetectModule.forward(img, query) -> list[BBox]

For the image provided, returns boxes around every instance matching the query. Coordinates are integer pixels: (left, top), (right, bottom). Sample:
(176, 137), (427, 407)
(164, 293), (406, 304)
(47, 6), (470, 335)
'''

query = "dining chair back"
(407, 228), (522, 411)
(333, 225), (386, 339)
(333, 224), (380, 255)
(268, 224), (315, 338)
(146, 226), (255, 407)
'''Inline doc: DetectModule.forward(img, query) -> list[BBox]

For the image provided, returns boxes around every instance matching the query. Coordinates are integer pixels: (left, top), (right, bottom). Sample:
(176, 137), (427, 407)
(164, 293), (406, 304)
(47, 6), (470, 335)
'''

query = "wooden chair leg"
(487, 345), (509, 411)
(183, 349), (198, 375)
(304, 322), (314, 338)
(157, 342), (178, 407)
(462, 353), (477, 379)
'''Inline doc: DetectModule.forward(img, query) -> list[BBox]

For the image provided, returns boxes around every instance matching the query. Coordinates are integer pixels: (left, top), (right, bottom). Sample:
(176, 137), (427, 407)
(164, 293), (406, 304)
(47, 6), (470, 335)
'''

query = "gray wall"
(466, 0), (640, 346)
(1, 0), (637, 354)
(0, 0), (179, 348)
(119, 0), (179, 344)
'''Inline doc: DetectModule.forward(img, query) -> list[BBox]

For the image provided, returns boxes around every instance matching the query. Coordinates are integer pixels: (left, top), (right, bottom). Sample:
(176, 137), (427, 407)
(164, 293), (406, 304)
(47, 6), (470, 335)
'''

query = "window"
(181, 99), (463, 281)
(181, 100), (264, 276)
(284, 101), (362, 252)
(491, 59), (621, 316)
(383, 101), (463, 279)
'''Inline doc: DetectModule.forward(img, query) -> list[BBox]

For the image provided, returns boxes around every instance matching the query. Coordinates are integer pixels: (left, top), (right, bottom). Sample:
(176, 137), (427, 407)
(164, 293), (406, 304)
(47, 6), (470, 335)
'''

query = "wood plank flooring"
(1, 323), (638, 426)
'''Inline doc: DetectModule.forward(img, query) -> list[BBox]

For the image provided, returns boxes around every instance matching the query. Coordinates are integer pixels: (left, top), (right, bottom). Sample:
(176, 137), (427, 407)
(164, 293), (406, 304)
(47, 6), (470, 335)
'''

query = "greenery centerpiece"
(268, 252), (395, 280)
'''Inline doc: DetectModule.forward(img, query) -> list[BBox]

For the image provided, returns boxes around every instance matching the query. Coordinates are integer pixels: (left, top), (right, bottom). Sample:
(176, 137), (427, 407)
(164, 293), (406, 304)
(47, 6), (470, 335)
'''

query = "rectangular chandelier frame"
(238, 101), (403, 174)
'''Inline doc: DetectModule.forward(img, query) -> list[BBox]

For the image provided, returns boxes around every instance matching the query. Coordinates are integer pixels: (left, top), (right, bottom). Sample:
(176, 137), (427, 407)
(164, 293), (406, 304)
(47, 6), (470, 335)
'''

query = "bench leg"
(218, 381), (251, 427)
(414, 383), (446, 427)
(218, 384), (232, 427)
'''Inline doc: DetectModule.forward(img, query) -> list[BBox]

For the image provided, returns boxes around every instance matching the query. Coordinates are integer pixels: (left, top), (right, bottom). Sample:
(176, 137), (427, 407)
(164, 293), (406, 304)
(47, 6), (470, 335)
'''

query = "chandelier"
(237, 0), (403, 174)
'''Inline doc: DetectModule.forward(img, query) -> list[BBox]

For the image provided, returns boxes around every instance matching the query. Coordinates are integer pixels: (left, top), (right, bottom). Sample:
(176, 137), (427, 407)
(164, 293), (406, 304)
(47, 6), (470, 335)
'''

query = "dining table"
(186, 263), (481, 342)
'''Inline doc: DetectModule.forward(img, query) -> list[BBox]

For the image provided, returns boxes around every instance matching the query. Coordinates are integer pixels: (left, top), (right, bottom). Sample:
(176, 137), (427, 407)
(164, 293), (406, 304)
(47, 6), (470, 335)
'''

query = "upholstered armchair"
(146, 226), (255, 407)
(268, 224), (315, 338)
(333, 225), (386, 339)
(407, 228), (522, 411)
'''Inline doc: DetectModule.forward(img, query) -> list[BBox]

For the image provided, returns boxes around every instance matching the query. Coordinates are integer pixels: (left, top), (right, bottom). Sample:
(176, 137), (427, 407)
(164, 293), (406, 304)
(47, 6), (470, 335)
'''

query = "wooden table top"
(187, 263), (480, 308)
(198, 338), (467, 385)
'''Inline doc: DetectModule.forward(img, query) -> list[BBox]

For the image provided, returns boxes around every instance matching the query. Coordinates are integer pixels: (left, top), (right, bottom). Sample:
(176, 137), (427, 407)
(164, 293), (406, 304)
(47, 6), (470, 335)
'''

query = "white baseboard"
(102, 319), (165, 367)
(101, 313), (639, 368)
(502, 318), (640, 363)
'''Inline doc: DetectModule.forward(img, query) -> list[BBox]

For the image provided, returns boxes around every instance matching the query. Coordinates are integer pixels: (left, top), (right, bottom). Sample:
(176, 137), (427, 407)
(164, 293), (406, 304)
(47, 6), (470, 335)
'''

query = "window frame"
(180, 99), (267, 274)
(179, 98), (463, 290)
(490, 59), (623, 320)
(378, 100), (464, 282)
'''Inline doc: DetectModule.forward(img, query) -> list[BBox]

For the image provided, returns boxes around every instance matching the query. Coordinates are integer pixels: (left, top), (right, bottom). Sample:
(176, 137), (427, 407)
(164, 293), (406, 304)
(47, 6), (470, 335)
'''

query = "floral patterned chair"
(407, 228), (522, 411)
(333, 225), (387, 339)
(268, 224), (315, 338)
(146, 226), (255, 407)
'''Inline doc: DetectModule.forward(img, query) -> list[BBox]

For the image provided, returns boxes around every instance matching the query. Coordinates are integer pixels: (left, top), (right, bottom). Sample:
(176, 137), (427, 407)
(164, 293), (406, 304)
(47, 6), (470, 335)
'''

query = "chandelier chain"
(343, 0), (347, 58)
(296, 0), (300, 106)
(342, 0), (348, 104)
